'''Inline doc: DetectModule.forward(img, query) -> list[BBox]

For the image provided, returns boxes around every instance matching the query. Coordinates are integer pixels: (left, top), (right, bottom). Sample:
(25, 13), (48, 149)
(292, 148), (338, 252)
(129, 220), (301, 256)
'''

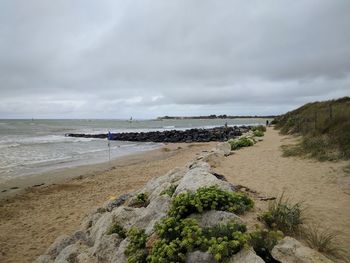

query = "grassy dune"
(274, 97), (350, 161)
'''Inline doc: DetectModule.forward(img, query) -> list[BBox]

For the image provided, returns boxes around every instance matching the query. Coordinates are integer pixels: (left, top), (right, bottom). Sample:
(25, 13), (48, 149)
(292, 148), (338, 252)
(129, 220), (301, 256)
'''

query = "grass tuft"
(260, 193), (303, 234)
(302, 225), (347, 260)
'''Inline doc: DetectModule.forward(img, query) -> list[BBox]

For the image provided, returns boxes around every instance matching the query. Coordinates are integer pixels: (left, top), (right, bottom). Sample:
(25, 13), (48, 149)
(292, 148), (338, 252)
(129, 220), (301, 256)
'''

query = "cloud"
(0, 0), (349, 118)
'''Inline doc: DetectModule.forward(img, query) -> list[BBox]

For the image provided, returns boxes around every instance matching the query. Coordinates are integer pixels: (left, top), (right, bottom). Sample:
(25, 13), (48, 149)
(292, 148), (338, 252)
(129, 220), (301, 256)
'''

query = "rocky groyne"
(66, 126), (250, 143)
(36, 136), (334, 263)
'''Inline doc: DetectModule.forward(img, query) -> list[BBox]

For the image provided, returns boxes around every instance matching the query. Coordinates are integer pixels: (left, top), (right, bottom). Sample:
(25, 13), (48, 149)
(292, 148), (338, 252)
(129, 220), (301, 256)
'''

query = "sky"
(0, 0), (349, 119)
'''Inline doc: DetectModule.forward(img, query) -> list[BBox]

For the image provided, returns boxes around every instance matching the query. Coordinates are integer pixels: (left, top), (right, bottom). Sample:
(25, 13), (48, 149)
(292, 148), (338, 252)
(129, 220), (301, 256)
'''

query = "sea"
(0, 118), (268, 183)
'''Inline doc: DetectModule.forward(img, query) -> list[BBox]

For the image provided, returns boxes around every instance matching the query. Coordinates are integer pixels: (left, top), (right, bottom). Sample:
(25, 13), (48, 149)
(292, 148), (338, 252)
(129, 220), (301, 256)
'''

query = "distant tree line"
(157, 114), (277, 120)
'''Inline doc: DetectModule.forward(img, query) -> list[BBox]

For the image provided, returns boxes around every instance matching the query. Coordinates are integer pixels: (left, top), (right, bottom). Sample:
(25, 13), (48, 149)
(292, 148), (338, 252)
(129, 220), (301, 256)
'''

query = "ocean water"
(0, 118), (268, 183)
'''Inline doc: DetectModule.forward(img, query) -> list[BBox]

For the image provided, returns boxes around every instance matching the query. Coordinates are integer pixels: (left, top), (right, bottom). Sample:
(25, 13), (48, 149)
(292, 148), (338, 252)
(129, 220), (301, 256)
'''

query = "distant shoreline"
(156, 115), (277, 120)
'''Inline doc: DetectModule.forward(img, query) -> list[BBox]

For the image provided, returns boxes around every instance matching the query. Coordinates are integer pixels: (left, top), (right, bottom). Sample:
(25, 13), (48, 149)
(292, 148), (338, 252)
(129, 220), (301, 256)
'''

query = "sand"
(0, 128), (349, 262)
(214, 128), (350, 257)
(0, 142), (216, 263)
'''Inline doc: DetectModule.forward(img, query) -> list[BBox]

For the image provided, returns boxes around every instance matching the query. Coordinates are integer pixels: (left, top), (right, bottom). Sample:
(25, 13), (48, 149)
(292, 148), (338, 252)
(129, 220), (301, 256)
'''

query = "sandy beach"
(0, 128), (349, 262)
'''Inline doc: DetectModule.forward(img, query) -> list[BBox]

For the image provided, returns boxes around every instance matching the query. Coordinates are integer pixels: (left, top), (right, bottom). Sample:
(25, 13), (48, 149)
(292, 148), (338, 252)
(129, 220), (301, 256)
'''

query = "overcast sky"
(0, 0), (349, 119)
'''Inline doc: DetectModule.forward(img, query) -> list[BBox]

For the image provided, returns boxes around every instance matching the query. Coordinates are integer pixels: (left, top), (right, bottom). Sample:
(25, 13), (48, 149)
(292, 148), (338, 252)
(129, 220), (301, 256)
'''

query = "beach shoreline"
(0, 144), (167, 200)
(0, 141), (216, 263)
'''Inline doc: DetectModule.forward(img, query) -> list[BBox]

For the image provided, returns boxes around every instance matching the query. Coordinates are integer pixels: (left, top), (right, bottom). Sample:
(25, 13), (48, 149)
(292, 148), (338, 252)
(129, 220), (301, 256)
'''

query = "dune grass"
(260, 194), (303, 235)
(301, 225), (346, 260)
(275, 97), (350, 161)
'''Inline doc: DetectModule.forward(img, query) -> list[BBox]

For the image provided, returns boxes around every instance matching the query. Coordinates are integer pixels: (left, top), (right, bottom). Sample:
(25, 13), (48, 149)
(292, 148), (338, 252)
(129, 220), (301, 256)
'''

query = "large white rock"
(175, 161), (233, 195)
(271, 236), (334, 263)
(229, 248), (265, 263)
(200, 152), (225, 168)
(213, 142), (231, 156)
(112, 195), (171, 235)
(111, 239), (129, 263)
(53, 241), (89, 263)
(139, 167), (185, 194)
(88, 212), (114, 245)
(91, 233), (121, 262)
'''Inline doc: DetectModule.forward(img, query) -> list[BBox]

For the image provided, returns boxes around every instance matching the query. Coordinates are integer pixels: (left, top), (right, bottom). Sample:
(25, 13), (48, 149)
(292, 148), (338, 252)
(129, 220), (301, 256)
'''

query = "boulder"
(186, 251), (217, 263)
(200, 152), (225, 168)
(112, 195), (171, 235)
(111, 239), (129, 263)
(213, 142), (231, 156)
(228, 248), (265, 262)
(137, 167), (185, 201)
(53, 241), (89, 263)
(104, 193), (133, 212)
(91, 233), (121, 262)
(175, 161), (233, 195)
(43, 235), (74, 260)
(271, 236), (334, 263)
(189, 210), (243, 228)
(88, 212), (114, 245)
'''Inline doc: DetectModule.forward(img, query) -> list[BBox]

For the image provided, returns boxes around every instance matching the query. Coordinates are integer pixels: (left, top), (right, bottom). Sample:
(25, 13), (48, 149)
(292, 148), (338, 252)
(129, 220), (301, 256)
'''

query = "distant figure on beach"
(224, 122), (228, 128)
(266, 120), (269, 126)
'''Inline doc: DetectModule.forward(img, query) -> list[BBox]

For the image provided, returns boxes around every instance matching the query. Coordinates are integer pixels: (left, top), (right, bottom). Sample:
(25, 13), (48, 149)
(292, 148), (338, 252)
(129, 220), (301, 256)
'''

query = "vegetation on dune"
(149, 218), (248, 262)
(260, 194), (303, 235)
(253, 130), (265, 137)
(274, 97), (350, 161)
(252, 125), (267, 132)
(228, 137), (254, 150)
(169, 186), (254, 219)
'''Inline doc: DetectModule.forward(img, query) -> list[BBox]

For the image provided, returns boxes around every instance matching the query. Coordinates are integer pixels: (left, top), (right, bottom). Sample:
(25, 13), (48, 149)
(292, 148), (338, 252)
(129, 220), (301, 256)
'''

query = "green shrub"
(252, 125), (267, 132)
(169, 186), (254, 219)
(253, 130), (264, 137)
(125, 228), (148, 263)
(206, 231), (248, 262)
(108, 223), (127, 238)
(149, 219), (248, 263)
(260, 194), (303, 234)
(249, 229), (283, 262)
(160, 184), (178, 197)
(148, 186), (253, 262)
(131, 192), (149, 207)
(228, 137), (254, 150)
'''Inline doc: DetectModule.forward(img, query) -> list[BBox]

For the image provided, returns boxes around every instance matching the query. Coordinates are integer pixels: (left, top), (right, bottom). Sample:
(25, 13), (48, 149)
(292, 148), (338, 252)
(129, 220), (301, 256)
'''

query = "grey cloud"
(0, 0), (349, 118)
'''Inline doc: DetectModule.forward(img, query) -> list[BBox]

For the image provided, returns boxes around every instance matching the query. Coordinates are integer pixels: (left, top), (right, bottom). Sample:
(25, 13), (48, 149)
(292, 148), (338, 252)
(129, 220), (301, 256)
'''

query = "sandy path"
(215, 127), (350, 253)
(0, 143), (214, 263)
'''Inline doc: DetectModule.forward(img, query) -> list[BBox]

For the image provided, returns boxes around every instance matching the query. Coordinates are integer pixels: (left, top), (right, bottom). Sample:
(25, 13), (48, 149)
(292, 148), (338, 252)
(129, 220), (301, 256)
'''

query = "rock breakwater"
(36, 138), (334, 263)
(66, 126), (250, 143)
